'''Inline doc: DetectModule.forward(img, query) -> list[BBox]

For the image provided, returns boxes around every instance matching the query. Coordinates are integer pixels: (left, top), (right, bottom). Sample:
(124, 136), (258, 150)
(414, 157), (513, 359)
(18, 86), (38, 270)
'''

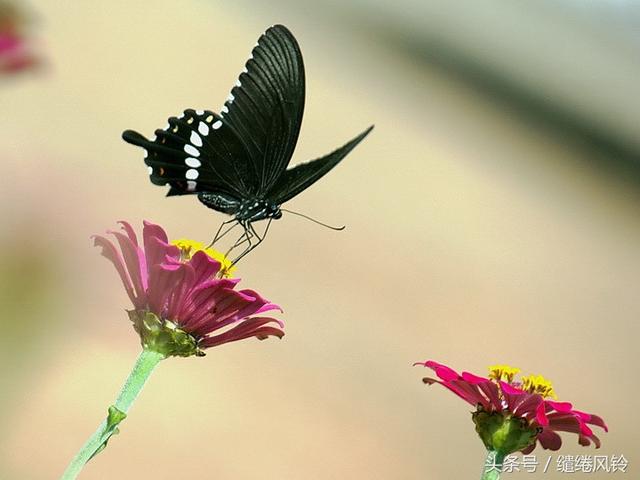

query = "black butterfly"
(122, 24), (373, 260)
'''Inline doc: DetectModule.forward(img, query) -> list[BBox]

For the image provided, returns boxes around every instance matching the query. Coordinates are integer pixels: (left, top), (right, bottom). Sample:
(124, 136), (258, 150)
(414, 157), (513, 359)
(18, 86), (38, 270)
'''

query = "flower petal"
(108, 230), (148, 300)
(117, 220), (139, 246)
(93, 234), (142, 308)
(200, 316), (284, 348)
(545, 400), (573, 413)
(512, 392), (544, 420)
(547, 413), (582, 434)
(189, 250), (222, 283)
(536, 401), (549, 426)
(462, 372), (502, 411)
(179, 278), (240, 325)
(579, 433), (601, 448)
(166, 262), (196, 321)
(143, 221), (180, 270)
(572, 410), (608, 432)
(499, 381), (529, 412)
(422, 360), (461, 382)
(417, 361), (489, 407)
(147, 263), (183, 315)
(537, 429), (563, 451)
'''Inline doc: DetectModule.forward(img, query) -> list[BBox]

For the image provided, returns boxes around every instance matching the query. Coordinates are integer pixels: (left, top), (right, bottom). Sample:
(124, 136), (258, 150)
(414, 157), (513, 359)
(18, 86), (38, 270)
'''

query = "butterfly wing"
(122, 109), (254, 199)
(267, 125), (374, 205)
(220, 24), (305, 195)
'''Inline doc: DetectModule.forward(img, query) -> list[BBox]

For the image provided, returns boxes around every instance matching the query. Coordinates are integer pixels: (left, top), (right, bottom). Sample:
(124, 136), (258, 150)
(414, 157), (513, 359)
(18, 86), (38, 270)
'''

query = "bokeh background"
(1, 1), (638, 478)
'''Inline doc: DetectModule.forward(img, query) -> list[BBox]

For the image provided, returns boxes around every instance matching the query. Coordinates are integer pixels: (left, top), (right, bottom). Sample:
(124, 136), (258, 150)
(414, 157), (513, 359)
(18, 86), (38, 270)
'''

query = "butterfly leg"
(225, 224), (253, 255)
(227, 223), (254, 265)
(209, 219), (238, 248)
(226, 221), (255, 260)
(229, 219), (273, 264)
(249, 217), (273, 247)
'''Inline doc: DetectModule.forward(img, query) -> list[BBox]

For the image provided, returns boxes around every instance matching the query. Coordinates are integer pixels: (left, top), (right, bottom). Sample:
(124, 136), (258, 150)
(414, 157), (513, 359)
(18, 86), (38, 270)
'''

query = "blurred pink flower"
(0, 32), (37, 73)
(0, 3), (40, 75)
(415, 360), (607, 454)
(93, 221), (283, 355)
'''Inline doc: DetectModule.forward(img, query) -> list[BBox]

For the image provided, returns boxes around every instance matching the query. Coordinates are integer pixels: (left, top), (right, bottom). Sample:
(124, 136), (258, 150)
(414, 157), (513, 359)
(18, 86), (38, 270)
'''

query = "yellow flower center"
(488, 364), (521, 383)
(171, 238), (235, 278)
(520, 374), (558, 399)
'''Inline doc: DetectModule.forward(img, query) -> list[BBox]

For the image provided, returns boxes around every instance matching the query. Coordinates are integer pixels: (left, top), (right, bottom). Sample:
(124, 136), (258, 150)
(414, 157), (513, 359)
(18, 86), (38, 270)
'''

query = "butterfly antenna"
(281, 209), (345, 231)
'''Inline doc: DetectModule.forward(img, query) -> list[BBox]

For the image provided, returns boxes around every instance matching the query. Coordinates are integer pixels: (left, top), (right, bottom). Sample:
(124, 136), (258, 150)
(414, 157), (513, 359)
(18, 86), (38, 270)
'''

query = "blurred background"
(1, 0), (638, 478)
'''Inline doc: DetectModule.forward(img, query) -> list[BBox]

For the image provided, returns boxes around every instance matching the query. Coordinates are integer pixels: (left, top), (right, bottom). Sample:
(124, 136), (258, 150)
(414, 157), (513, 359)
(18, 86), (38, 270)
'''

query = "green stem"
(480, 450), (506, 480)
(60, 349), (165, 480)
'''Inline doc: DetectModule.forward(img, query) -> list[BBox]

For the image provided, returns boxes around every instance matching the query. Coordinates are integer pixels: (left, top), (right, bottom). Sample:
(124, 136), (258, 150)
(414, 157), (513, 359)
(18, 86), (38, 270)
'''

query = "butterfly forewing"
(220, 24), (305, 195)
(123, 109), (253, 198)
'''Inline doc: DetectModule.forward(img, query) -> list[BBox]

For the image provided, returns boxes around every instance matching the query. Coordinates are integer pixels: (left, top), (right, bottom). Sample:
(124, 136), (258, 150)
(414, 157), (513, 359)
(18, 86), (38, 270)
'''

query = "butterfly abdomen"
(198, 192), (241, 215)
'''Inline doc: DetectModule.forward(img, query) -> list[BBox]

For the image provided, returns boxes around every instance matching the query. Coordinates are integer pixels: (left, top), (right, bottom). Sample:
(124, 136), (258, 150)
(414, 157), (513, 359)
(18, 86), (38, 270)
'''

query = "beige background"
(0, 1), (637, 479)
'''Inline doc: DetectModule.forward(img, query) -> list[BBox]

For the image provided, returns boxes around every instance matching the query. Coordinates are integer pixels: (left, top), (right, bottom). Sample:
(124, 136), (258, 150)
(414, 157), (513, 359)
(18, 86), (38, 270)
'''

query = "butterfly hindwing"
(267, 125), (374, 204)
(220, 24), (305, 195)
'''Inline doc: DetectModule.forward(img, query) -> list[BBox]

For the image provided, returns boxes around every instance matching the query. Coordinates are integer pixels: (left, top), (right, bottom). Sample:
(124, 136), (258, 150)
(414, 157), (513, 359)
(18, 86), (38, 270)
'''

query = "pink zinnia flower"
(93, 220), (283, 357)
(415, 360), (607, 455)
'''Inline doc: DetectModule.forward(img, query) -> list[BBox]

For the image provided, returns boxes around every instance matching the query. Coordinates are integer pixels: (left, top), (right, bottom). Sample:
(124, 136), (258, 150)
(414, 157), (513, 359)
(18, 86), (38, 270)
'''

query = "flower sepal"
(472, 408), (539, 455)
(128, 310), (204, 358)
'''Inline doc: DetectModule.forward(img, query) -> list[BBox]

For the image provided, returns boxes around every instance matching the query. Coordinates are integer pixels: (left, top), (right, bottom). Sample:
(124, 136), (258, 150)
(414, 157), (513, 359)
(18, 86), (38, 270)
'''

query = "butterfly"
(122, 24), (373, 261)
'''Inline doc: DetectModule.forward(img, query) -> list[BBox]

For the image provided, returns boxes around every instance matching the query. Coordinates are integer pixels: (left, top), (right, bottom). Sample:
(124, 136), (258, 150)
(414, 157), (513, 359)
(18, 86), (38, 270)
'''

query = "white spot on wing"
(185, 157), (201, 168)
(195, 109), (204, 115)
(185, 169), (199, 180)
(235, 79), (241, 87)
(190, 131), (203, 147)
(147, 166), (153, 175)
(198, 121), (209, 136)
(187, 180), (197, 191)
(212, 120), (222, 130)
(221, 105), (229, 114)
(184, 144), (200, 157)
(227, 93), (235, 103)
